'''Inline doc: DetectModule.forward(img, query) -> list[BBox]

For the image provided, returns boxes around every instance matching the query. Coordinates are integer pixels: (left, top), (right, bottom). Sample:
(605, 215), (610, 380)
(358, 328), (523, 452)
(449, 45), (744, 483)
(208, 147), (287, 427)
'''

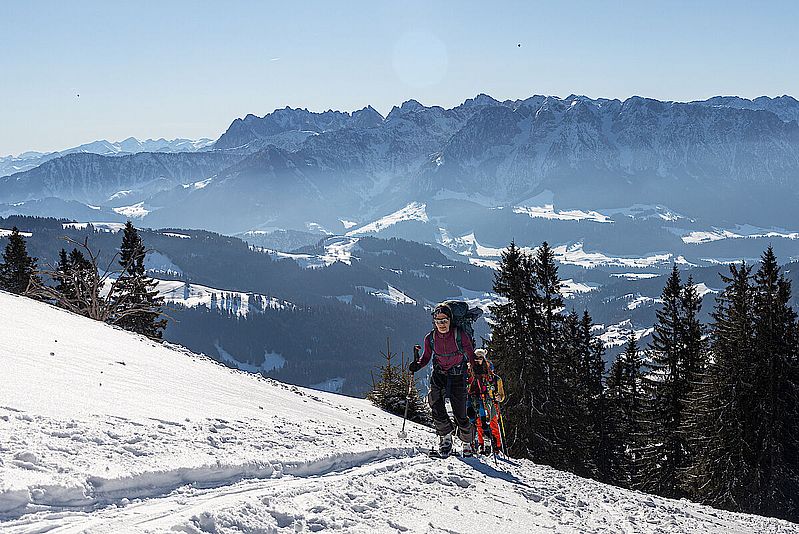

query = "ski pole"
(398, 344), (421, 439)
(498, 406), (508, 457)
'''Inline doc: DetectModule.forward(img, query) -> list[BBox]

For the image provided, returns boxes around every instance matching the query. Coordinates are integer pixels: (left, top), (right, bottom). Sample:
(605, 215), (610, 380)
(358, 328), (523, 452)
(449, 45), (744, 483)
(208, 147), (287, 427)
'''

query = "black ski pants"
(428, 370), (474, 443)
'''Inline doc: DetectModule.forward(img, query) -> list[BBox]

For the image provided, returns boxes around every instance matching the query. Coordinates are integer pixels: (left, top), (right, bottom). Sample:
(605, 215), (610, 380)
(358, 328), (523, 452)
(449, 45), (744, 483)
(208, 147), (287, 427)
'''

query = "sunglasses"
(433, 318), (450, 325)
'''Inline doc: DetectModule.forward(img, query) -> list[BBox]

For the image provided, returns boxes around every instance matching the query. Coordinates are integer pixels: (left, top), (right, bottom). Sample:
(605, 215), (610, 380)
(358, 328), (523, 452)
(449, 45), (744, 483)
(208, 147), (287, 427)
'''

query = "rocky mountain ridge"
(2, 93), (799, 254)
(0, 137), (214, 178)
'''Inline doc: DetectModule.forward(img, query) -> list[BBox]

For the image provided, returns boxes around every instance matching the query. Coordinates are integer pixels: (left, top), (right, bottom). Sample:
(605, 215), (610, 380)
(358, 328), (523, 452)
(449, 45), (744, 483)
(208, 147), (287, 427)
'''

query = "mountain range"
(0, 137), (214, 178)
(2, 93), (799, 273)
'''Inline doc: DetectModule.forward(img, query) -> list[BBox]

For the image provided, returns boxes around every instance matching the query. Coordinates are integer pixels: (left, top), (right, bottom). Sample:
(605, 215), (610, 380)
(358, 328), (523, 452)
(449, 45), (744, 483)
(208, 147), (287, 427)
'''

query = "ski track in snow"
(2, 290), (799, 533)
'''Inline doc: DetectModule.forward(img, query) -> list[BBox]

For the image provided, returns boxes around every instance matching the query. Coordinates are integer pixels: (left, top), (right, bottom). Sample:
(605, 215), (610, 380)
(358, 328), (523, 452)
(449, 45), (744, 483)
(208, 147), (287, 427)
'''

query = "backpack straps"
(430, 327), (468, 374)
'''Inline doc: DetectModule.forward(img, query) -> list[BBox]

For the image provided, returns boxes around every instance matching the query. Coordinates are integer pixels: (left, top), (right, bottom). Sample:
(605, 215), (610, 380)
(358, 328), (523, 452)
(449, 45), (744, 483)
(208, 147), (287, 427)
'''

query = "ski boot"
(430, 432), (453, 458)
(462, 440), (475, 458)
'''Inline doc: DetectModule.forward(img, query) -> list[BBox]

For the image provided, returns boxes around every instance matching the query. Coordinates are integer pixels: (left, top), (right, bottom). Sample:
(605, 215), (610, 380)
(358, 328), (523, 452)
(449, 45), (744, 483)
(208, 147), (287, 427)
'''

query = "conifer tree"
(489, 241), (542, 457)
(109, 222), (167, 339)
(53, 248), (72, 298)
(579, 311), (619, 483)
(606, 331), (644, 487)
(637, 265), (704, 498)
(532, 241), (564, 462)
(689, 262), (755, 510)
(551, 310), (589, 471)
(533, 241), (563, 391)
(553, 310), (608, 477)
(748, 247), (799, 519)
(367, 339), (429, 425)
(0, 227), (39, 294)
(677, 275), (707, 495)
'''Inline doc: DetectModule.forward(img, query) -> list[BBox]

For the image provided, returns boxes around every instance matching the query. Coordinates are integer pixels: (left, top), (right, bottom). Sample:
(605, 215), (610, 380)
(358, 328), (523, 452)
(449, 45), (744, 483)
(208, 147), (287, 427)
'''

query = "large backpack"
(429, 300), (483, 371)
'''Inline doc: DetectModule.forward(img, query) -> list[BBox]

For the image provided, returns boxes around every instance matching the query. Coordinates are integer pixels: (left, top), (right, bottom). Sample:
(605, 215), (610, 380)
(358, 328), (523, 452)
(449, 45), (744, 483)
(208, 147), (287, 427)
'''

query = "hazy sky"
(2, 0), (797, 155)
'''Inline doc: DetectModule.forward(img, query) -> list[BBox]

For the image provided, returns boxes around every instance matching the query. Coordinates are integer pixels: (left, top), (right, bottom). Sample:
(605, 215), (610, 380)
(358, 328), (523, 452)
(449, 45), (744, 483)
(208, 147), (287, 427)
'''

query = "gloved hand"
(408, 359), (422, 373)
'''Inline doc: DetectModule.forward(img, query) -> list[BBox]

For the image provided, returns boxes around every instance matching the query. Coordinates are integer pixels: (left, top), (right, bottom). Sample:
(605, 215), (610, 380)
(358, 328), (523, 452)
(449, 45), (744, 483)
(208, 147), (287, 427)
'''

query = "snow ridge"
(0, 428), (414, 519)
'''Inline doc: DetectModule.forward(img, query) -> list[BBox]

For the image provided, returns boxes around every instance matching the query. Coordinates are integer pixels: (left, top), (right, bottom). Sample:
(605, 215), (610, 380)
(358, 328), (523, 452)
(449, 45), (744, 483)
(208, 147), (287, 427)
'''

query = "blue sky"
(2, 0), (797, 155)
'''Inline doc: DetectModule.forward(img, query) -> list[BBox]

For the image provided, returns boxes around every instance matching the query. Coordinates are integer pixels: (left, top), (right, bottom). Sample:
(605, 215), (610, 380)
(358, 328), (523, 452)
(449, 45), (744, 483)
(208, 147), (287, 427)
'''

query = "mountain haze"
(3, 93), (799, 265)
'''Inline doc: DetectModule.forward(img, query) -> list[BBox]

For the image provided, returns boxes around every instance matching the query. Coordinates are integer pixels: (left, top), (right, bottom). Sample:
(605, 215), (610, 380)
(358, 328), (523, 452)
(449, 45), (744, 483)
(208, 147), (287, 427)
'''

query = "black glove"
(408, 359), (422, 373)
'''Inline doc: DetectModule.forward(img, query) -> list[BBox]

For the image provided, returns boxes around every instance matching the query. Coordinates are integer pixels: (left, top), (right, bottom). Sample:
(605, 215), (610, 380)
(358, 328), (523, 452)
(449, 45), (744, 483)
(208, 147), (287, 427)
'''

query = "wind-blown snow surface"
(1, 292), (797, 533)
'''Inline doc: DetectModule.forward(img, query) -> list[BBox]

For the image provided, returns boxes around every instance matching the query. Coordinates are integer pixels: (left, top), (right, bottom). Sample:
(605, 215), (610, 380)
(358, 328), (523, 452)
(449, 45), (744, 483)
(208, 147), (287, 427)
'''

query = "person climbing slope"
(467, 349), (505, 455)
(409, 303), (477, 457)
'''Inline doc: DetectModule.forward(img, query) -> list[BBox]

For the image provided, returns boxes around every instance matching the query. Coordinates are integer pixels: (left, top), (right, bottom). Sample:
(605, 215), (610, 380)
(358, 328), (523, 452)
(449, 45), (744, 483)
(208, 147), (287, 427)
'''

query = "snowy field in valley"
(1, 290), (798, 533)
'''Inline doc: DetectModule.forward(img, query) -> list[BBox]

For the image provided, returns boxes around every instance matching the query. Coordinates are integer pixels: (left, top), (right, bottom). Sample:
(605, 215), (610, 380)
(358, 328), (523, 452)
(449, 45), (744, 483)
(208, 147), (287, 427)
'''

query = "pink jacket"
(418, 328), (476, 372)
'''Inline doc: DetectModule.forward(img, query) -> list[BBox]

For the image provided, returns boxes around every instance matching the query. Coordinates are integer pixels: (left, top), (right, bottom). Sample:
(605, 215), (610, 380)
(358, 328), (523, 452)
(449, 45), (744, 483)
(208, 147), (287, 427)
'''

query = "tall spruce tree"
(637, 265), (704, 498)
(548, 309), (606, 476)
(748, 247), (799, 520)
(678, 275), (707, 495)
(551, 310), (589, 472)
(110, 222), (167, 339)
(689, 262), (756, 510)
(579, 311), (619, 484)
(488, 241), (542, 457)
(533, 241), (563, 391)
(0, 227), (39, 295)
(532, 241), (564, 462)
(606, 331), (644, 488)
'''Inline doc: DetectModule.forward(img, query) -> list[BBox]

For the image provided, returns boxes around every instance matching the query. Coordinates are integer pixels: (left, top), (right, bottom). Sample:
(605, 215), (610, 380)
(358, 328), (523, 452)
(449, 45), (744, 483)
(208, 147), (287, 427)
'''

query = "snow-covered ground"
(346, 202), (428, 236)
(112, 202), (150, 219)
(437, 231), (505, 259)
(610, 273), (660, 280)
(681, 224), (799, 244)
(254, 237), (361, 269)
(2, 290), (798, 533)
(61, 222), (127, 233)
(355, 284), (416, 306)
(154, 279), (291, 317)
(437, 234), (692, 271)
(597, 320), (655, 349)
(560, 279), (598, 299)
(550, 243), (692, 269)
(0, 229), (33, 238)
(512, 204), (612, 224)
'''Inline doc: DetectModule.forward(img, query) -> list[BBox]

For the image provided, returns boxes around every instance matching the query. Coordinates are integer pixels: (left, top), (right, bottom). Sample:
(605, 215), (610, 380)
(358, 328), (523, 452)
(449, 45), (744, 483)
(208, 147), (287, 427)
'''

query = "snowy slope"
(1, 291), (798, 533)
(153, 279), (292, 317)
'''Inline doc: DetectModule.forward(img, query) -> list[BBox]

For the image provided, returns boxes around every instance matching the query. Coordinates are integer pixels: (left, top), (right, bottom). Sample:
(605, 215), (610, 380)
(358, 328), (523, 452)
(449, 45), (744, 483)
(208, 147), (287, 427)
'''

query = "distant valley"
(2, 92), (799, 393)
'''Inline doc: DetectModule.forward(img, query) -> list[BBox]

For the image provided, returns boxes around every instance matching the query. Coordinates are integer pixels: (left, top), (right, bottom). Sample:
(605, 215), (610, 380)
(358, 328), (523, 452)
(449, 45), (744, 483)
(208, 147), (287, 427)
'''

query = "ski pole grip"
(413, 344), (421, 359)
